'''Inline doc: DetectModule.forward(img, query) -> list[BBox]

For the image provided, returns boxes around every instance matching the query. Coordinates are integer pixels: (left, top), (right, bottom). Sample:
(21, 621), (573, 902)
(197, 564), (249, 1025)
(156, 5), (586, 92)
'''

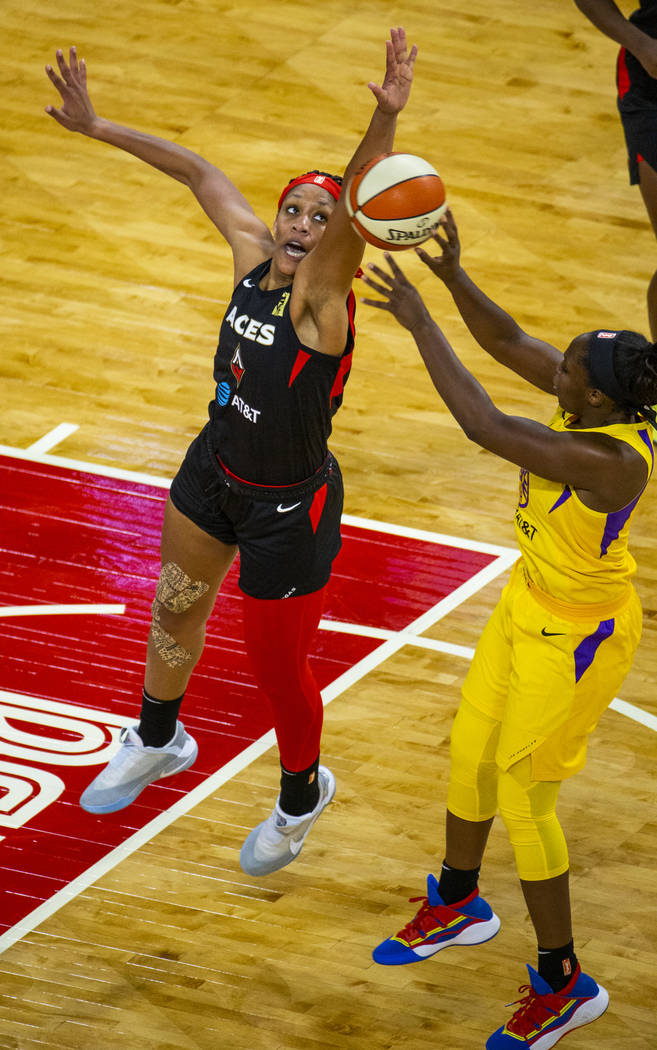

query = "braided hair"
(281, 170), (343, 191)
(584, 330), (657, 425)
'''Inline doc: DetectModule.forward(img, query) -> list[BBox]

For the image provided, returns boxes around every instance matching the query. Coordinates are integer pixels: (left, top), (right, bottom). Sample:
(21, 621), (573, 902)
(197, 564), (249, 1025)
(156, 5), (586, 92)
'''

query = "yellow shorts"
(462, 561), (643, 780)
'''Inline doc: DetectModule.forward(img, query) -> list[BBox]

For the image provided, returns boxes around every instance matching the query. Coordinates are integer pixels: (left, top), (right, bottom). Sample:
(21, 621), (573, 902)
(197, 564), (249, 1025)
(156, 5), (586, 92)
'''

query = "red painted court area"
(0, 454), (496, 937)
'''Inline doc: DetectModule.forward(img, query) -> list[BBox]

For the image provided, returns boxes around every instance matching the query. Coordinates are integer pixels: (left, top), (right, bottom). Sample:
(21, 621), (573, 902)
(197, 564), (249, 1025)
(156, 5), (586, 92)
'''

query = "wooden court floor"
(2, 1), (656, 1047)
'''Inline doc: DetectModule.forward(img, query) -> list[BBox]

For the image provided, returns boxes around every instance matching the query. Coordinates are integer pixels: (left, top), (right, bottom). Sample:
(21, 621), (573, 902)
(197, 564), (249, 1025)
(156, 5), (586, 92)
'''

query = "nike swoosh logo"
(243, 278), (255, 287)
(541, 628), (565, 637)
(276, 502), (302, 513)
(289, 838), (304, 856)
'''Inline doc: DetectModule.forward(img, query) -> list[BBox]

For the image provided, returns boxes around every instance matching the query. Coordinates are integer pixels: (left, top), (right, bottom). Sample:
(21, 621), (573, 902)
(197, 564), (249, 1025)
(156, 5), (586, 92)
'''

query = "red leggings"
(242, 587), (326, 771)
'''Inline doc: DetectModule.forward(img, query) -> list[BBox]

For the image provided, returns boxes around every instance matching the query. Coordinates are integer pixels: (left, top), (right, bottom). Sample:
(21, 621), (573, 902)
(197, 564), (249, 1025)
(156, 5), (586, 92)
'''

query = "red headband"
(277, 173), (342, 212)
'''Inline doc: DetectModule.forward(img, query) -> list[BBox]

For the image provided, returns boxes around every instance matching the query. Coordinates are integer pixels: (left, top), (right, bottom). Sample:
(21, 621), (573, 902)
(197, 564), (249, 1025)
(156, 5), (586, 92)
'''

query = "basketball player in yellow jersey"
(361, 209), (657, 1049)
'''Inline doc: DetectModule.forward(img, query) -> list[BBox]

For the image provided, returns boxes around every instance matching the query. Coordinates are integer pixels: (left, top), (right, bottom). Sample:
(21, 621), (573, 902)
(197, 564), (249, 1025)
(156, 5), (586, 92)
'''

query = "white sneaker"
(239, 766), (336, 876)
(79, 721), (198, 813)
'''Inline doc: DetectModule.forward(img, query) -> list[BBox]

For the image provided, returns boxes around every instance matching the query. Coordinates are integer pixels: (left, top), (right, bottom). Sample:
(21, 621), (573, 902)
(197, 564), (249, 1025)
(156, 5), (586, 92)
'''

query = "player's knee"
(448, 700), (500, 820)
(149, 620), (193, 668)
(498, 761), (568, 880)
(149, 562), (210, 668)
(155, 562), (210, 613)
(450, 699), (499, 778)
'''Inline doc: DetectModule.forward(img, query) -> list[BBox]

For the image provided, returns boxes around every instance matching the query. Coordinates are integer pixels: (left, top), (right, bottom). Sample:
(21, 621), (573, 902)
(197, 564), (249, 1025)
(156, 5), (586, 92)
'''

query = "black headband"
(587, 329), (657, 425)
(587, 330), (627, 403)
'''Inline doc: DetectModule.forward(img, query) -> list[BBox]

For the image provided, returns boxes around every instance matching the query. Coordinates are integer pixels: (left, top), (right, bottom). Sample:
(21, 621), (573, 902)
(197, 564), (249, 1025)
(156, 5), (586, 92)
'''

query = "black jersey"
(208, 259), (356, 486)
(618, 2), (657, 106)
(630, 0), (657, 32)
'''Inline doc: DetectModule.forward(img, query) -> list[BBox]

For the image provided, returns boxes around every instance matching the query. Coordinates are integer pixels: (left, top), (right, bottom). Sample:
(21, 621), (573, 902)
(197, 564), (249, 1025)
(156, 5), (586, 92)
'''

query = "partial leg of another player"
(79, 497), (237, 813)
(638, 157), (657, 340)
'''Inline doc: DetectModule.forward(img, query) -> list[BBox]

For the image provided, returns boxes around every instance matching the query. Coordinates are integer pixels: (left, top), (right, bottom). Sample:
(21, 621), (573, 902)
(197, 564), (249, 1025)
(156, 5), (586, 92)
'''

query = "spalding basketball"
(347, 152), (447, 251)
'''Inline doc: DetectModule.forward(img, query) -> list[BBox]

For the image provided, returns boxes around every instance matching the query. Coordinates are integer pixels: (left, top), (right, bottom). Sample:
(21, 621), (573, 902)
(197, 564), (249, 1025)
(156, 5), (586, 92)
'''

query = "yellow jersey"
(514, 410), (655, 609)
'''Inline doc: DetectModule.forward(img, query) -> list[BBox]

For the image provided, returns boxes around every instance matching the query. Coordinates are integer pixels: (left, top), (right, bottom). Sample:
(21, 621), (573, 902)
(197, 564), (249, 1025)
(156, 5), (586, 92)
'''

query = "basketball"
(347, 152), (447, 251)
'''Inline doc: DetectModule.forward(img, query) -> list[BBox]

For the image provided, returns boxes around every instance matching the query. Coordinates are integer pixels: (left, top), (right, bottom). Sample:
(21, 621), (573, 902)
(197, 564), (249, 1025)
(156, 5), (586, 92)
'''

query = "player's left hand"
(368, 27), (417, 115)
(361, 253), (431, 331)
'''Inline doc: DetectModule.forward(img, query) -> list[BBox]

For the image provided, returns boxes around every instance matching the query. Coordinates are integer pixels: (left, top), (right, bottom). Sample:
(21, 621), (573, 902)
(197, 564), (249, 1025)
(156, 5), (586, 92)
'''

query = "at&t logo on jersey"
(216, 382), (261, 423)
(515, 508), (537, 541)
(231, 394), (261, 423)
(225, 305), (275, 345)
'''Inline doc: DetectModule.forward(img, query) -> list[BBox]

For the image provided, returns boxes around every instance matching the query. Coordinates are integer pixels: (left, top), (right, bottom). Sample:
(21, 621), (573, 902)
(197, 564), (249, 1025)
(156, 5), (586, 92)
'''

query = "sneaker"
(372, 873), (500, 965)
(486, 964), (609, 1049)
(239, 765), (336, 877)
(79, 721), (198, 813)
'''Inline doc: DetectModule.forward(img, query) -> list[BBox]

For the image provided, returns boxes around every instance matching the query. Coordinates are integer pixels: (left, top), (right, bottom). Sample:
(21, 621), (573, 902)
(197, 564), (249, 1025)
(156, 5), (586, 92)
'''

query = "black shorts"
(169, 425), (343, 600)
(617, 47), (657, 184)
(618, 101), (657, 183)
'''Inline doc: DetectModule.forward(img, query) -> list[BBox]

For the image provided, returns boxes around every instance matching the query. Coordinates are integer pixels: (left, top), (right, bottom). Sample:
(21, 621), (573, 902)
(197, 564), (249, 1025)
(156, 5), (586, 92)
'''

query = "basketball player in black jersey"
(575, 1), (657, 337)
(44, 28), (417, 875)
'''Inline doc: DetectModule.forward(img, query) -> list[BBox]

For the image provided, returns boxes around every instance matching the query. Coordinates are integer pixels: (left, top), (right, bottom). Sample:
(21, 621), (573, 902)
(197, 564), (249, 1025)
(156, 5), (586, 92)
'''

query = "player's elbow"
(460, 404), (505, 450)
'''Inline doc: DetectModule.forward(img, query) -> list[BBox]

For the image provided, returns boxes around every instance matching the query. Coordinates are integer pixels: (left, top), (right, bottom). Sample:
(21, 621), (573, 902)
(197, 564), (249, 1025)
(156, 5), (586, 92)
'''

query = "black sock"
(279, 757), (320, 816)
(137, 688), (184, 747)
(437, 860), (480, 905)
(537, 940), (578, 992)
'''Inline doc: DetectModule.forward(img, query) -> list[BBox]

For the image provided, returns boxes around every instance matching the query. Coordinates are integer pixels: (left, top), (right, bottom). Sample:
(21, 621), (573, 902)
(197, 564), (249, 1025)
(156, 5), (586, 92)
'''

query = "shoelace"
(505, 984), (562, 1036)
(398, 896), (448, 941)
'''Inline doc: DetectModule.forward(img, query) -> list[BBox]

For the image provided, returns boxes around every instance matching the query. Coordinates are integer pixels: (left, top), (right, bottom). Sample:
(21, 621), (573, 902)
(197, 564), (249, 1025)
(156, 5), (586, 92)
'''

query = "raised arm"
(413, 211), (562, 394)
(574, 0), (657, 77)
(361, 255), (647, 510)
(45, 47), (272, 282)
(293, 28), (418, 307)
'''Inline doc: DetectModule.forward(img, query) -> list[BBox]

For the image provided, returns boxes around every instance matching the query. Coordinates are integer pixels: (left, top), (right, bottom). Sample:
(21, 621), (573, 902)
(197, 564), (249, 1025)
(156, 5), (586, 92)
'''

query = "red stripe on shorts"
(309, 483), (327, 532)
(617, 47), (630, 99)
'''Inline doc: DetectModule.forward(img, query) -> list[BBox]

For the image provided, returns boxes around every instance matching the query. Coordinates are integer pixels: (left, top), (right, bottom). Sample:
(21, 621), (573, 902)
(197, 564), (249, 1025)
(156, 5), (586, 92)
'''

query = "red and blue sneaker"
(372, 873), (500, 965)
(486, 964), (609, 1049)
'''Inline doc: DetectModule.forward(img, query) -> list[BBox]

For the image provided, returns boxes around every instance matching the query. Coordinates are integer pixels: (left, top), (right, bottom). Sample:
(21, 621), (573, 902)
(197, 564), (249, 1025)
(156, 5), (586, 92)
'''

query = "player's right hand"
(45, 46), (98, 134)
(415, 209), (462, 284)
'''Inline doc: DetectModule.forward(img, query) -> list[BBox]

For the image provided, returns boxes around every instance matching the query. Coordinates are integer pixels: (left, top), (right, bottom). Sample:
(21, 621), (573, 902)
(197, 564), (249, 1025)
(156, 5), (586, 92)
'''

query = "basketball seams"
(347, 151), (446, 251)
(357, 153), (439, 203)
(360, 175), (444, 220)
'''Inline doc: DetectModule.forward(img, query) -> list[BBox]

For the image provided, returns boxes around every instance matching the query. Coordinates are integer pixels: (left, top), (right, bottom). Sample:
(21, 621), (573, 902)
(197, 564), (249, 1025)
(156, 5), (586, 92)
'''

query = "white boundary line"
(0, 604), (126, 618)
(24, 424), (79, 456)
(0, 736), (276, 955)
(0, 434), (654, 955)
(0, 438), (514, 554)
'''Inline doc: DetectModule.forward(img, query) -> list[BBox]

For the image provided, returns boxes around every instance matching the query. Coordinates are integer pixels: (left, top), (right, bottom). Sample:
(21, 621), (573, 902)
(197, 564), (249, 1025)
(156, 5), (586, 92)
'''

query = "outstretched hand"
(414, 209), (461, 283)
(361, 253), (431, 332)
(368, 27), (417, 115)
(45, 46), (98, 134)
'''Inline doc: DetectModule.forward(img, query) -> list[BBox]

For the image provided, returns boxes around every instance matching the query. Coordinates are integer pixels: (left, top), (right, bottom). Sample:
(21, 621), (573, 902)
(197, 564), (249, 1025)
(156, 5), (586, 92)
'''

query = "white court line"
(319, 552), (517, 705)
(0, 604), (126, 618)
(609, 696), (657, 733)
(3, 431), (655, 735)
(0, 438), (515, 553)
(0, 734), (277, 956)
(320, 618), (476, 659)
(318, 620), (657, 734)
(25, 424), (79, 456)
(0, 688), (129, 725)
(0, 434), (654, 954)
(0, 554), (516, 957)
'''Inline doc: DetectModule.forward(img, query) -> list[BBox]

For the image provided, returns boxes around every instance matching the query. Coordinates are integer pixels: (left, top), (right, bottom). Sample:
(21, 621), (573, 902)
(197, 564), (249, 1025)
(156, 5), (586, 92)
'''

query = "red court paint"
(0, 455), (497, 937)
